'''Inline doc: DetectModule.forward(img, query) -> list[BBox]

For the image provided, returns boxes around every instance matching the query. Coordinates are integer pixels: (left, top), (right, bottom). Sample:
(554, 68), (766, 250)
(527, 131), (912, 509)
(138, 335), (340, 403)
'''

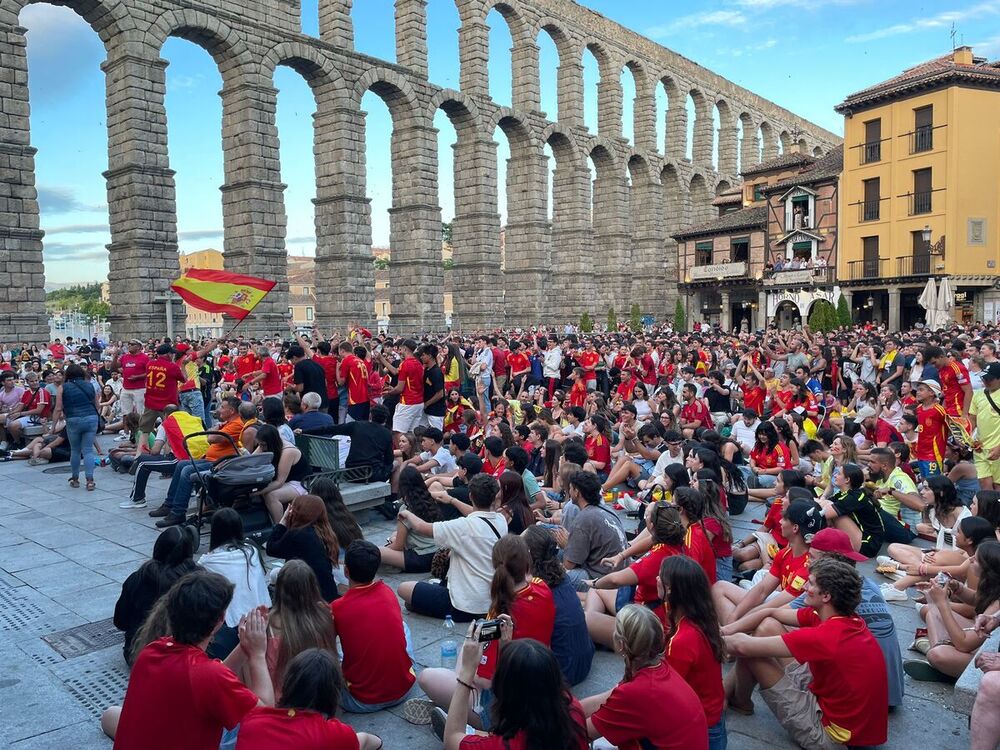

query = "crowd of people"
(6, 317), (1000, 749)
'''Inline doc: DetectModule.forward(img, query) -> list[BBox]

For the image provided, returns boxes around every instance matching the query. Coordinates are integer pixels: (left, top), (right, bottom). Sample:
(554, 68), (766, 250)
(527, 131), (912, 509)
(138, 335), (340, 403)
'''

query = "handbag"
(70, 380), (106, 433)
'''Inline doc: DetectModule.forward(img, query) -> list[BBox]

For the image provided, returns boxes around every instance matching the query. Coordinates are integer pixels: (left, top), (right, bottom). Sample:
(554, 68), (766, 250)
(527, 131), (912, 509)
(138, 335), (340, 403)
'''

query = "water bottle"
(440, 615), (457, 669)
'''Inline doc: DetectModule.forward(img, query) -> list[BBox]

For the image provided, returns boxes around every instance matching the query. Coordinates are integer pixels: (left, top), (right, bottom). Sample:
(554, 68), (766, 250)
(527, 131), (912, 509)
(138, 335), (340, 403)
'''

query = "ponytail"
(490, 535), (531, 617)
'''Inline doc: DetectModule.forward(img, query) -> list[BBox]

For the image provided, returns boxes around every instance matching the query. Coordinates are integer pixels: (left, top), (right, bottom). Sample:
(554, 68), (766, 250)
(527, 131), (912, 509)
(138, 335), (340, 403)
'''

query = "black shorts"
(403, 549), (435, 574)
(409, 580), (484, 622)
(347, 402), (370, 421)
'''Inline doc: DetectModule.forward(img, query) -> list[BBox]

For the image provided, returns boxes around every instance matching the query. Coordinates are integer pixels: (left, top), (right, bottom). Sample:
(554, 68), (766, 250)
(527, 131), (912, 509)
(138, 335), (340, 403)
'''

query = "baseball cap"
(174, 343), (191, 354)
(983, 362), (1000, 382)
(785, 497), (825, 542)
(919, 379), (942, 396)
(855, 405), (877, 421)
(128, 339), (142, 346)
(809, 527), (867, 561)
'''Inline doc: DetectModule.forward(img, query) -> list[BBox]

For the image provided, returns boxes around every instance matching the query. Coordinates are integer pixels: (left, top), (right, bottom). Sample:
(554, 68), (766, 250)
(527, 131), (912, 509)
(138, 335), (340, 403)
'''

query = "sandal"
(68, 477), (80, 488)
(86, 480), (96, 492)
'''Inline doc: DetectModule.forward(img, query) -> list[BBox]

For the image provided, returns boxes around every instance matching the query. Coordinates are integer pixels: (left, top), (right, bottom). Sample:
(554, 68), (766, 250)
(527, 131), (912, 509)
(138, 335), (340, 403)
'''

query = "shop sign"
(766, 287), (841, 318)
(689, 261), (747, 281)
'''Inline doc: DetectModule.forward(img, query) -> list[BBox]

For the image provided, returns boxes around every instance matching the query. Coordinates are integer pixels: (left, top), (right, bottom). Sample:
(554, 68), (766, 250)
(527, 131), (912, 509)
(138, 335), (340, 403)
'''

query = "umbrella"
(934, 277), (954, 329)
(918, 277), (938, 326)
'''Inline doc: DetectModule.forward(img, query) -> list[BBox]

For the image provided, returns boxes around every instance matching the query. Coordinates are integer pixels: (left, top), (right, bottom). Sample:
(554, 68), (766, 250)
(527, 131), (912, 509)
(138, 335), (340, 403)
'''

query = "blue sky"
(20, 0), (1000, 283)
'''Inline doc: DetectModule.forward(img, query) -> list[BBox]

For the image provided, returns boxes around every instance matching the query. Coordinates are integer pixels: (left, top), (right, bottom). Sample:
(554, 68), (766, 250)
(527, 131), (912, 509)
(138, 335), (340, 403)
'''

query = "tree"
(629, 303), (642, 332)
(808, 300), (838, 333)
(674, 298), (686, 332)
(579, 311), (593, 333)
(442, 222), (453, 244)
(607, 306), (617, 331)
(442, 257), (454, 271)
(837, 293), (852, 328)
(373, 256), (390, 270)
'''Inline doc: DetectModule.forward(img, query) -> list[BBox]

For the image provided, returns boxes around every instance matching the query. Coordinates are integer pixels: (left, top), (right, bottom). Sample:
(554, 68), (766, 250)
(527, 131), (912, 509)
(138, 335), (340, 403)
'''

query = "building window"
(752, 184), (766, 201)
(695, 241), (713, 266)
(913, 106), (933, 153)
(790, 241), (813, 263)
(862, 236), (879, 278)
(912, 168), (932, 214)
(731, 238), (749, 263)
(306, 307), (314, 321)
(862, 118), (881, 163)
(862, 177), (880, 221)
(302, 286), (310, 296)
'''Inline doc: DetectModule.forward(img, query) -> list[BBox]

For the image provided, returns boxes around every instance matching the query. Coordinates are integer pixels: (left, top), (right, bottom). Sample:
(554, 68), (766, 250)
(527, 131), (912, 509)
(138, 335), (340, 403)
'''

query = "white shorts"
(120, 389), (145, 415)
(393, 403), (425, 433)
(424, 414), (444, 431)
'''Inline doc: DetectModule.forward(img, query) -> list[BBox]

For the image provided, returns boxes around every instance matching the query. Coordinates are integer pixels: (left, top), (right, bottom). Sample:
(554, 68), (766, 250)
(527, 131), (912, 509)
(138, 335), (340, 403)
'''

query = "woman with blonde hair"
(582, 604), (708, 749)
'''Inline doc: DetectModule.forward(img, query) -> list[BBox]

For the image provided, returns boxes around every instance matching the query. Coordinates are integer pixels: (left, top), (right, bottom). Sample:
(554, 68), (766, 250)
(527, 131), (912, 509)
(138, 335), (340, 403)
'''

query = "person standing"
(971, 362), (1000, 491)
(420, 343), (446, 431)
(138, 344), (187, 457)
(338, 341), (370, 423)
(914, 379), (949, 478)
(287, 344), (328, 410)
(385, 340), (425, 433)
(112, 340), (149, 418)
(52, 363), (101, 491)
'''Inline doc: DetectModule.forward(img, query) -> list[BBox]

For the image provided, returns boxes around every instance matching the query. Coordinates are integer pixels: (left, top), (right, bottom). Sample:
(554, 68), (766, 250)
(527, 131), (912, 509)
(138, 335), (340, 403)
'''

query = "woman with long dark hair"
(113, 525), (198, 664)
(498, 469), (535, 535)
(261, 397), (295, 444)
(675, 487), (718, 585)
(659, 555), (727, 750)
(749, 421), (790, 491)
(309, 477), (364, 553)
(253, 424), (311, 523)
(51, 362), (100, 490)
(381, 465), (441, 572)
(266, 494), (341, 602)
(235, 649), (382, 749)
(693, 469), (734, 583)
(542, 439), (562, 490)
(818, 462), (885, 557)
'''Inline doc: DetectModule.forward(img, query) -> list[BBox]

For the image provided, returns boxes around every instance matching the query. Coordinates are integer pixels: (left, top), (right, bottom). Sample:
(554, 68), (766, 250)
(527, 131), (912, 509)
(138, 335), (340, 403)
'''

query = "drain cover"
(52, 649), (129, 717)
(42, 465), (73, 475)
(42, 618), (123, 659)
(0, 588), (46, 631)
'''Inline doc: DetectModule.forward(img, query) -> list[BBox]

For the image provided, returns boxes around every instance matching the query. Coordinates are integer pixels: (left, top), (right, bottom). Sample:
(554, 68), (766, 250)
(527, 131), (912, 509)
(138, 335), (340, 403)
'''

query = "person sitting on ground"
(331, 540), (416, 713)
(732, 470), (806, 574)
(658, 555), (728, 750)
(866, 446), (921, 543)
(102, 570), (274, 748)
(8, 418), (72, 466)
(675, 487), (718, 586)
(498, 469), (536, 535)
(266, 494), (341, 602)
(584, 501), (685, 646)
(555, 470), (628, 591)
(522, 524), (594, 686)
(381, 465), (441, 573)
(581, 604), (708, 750)
(311, 403), (395, 482)
(713, 495), (823, 627)
(438, 635), (589, 750)
(396, 473), (506, 622)
(198, 508), (271, 660)
(599, 422), (664, 493)
(724, 557), (889, 750)
(288, 392), (334, 434)
(506, 444), (549, 509)
(417, 535), (555, 731)
(251, 425), (311, 523)
(233, 649), (383, 750)
(113, 526), (198, 665)
(401, 426), (457, 477)
(816, 462), (885, 557)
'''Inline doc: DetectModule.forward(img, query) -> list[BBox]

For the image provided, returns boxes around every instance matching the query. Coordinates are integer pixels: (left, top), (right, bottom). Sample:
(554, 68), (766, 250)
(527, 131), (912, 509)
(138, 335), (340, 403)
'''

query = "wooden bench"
(295, 433), (391, 512)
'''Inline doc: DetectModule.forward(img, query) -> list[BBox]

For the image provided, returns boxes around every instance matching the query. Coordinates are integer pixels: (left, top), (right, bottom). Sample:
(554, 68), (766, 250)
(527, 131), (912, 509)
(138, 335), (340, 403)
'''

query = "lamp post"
(921, 225), (945, 256)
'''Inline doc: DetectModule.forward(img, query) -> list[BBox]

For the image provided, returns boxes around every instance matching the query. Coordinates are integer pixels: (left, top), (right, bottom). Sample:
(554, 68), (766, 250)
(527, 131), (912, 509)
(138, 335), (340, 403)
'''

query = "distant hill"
(45, 283), (110, 318)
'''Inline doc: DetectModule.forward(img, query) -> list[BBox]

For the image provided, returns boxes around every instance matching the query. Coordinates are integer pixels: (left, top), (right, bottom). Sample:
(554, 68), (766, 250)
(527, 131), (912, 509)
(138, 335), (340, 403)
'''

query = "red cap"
(809, 528), (867, 561)
(174, 343), (191, 353)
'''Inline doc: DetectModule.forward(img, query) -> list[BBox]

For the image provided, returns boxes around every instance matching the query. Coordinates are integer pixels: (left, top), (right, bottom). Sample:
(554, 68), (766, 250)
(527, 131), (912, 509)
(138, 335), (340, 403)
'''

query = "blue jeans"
(756, 473), (777, 489)
(716, 556), (734, 585)
(165, 459), (213, 516)
(480, 376), (492, 413)
(708, 715), (727, 750)
(65, 415), (98, 481)
(179, 390), (206, 428)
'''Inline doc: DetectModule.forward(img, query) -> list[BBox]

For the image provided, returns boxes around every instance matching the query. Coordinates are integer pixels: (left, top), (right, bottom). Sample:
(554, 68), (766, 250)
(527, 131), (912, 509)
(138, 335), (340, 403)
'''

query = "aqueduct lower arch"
(0, 0), (840, 339)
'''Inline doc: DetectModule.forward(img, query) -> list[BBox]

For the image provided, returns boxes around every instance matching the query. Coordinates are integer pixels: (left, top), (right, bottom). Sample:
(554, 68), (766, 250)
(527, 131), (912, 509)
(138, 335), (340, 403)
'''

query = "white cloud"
(971, 34), (1000, 56)
(846, 1), (1000, 43)
(646, 11), (747, 38)
(734, 0), (861, 7)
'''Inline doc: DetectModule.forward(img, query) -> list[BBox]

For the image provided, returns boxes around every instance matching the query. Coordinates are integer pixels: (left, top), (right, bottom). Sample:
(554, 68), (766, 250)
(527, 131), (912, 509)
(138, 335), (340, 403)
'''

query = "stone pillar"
(396, 0), (428, 77)
(762, 131), (778, 161)
(388, 122), (444, 331)
(103, 52), (185, 340)
(666, 98), (687, 160)
(593, 170), (629, 312)
(219, 80), (289, 337)
(451, 133), (501, 329)
(720, 290), (731, 332)
(718, 125), (739, 176)
(503, 148), (550, 323)
(742, 127), (760, 170)
(692, 104), (713, 167)
(0, 24), (47, 341)
(757, 290), (768, 330)
(512, 41), (540, 113)
(458, 18), (489, 99)
(313, 101), (374, 330)
(630, 177), (666, 318)
(632, 86), (656, 153)
(550, 161), (593, 320)
(319, 0), (353, 49)
(557, 61), (584, 127)
(888, 286), (901, 332)
(596, 74), (622, 136)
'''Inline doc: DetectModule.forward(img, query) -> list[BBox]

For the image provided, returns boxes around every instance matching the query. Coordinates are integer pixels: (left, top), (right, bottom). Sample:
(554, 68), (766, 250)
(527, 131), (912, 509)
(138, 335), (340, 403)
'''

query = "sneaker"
(27, 457), (49, 466)
(119, 498), (147, 509)
(148, 504), (171, 518)
(155, 513), (186, 529)
(903, 659), (955, 683)
(876, 555), (895, 567)
(0, 441), (7, 452)
(880, 583), (908, 602)
(430, 707), (447, 741)
(909, 636), (931, 655)
(914, 601), (927, 617)
(738, 579), (754, 591)
(402, 698), (434, 725)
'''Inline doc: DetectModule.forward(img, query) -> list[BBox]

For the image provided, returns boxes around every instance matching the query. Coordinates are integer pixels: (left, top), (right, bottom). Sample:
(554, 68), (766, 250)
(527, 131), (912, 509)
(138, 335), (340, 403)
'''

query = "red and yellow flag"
(170, 269), (275, 320)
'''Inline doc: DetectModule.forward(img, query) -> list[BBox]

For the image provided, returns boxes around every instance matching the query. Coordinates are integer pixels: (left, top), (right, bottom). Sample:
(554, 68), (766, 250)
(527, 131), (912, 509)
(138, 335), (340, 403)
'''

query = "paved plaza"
(0, 434), (973, 749)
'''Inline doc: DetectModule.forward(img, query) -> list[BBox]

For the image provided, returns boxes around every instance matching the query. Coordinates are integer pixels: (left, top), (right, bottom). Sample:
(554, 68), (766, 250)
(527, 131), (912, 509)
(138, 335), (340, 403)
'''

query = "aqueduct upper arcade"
(0, 0), (840, 338)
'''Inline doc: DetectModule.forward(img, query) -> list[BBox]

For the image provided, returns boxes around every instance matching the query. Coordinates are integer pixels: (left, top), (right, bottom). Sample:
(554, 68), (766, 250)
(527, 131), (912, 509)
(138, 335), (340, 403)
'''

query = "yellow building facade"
(836, 47), (1000, 328)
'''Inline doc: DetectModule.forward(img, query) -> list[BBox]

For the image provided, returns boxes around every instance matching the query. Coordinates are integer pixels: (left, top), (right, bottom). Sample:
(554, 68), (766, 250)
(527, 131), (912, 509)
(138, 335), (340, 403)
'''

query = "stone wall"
(0, 0), (841, 339)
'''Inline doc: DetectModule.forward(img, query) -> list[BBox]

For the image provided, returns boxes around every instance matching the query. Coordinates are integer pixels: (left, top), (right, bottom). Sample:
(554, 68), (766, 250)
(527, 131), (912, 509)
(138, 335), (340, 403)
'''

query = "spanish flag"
(170, 269), (276, 320)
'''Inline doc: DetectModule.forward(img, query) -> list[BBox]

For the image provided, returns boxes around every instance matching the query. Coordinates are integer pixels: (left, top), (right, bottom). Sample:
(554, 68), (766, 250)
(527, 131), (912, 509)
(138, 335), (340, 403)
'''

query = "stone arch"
(738, 111), (756, 173)
(715, 179), (732, 195)
(797, 136), (807, 154)
(660, 74), (684, 159)
(688, 171), (711, 225)
(628, 153), (663, 314)
(546, 127), (591, 316)
(351, 67), (421, 123)
(580, 40), (620, 135)
(590, 142), (627, 309)
(262, 41), (347, 98)
(5, 0), (135, 49)
(144, 9), (255, 80)
(812, 145), (824, 157)
(688, 88), (711, 166)
(661, 162), (684, 220)
(759, 120), (776, 161)
(534, 20), (580, 124)
(779, 129), (791, 154)
(429, 88), (487, 138)
(714, 97), (736, 174)
(623, 59), (653, 151)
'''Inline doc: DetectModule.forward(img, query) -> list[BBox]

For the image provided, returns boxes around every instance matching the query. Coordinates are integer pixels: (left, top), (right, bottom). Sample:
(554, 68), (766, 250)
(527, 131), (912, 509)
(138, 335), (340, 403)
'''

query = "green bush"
(674, 299), (686, 332)
(629, 303), (642, 332)
(607, 306), (617, 331)
(579, 311), (593, 333)
(808, 299), (839, 333)
(837, 293), (852, 328)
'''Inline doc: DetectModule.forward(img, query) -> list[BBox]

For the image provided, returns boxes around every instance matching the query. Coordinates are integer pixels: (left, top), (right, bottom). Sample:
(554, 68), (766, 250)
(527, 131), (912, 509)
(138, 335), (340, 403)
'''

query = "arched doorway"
(774, 300), (801, 330)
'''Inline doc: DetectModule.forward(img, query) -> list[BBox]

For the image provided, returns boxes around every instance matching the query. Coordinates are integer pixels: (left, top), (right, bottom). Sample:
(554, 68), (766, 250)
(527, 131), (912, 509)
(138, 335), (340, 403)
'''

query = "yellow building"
(835, 47), (1000, 329)
(179, 249), (225, 337)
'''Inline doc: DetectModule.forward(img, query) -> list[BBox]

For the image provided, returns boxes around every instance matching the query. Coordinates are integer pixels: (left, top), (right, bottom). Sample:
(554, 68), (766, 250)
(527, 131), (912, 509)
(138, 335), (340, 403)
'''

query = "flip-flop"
(903, 659), (955, 683)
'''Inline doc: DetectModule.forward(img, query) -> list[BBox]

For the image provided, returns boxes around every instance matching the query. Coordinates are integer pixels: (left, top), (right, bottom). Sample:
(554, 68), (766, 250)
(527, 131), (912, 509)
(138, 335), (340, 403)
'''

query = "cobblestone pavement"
(0, 437), (971, 748)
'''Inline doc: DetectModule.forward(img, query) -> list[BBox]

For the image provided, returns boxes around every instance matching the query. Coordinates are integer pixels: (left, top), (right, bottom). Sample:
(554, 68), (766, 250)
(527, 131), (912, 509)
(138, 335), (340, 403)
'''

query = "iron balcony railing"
(908, 190), (933, 215)
(847, 258), (888, 281)
(896, 255), (932, 276)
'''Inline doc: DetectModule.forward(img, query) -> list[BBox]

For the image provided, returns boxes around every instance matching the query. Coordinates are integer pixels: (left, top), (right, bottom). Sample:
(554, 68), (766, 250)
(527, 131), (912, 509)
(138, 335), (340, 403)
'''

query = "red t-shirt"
(938, 359), (970, 417)
(399, 356), (424, 405)
(483, 455), (506, 478)
(231, 706), (358, 750)
(761, 499), (788, 548)
(113, 638), (258, 750)
(865, 418), (902, 446)
(750, 443), (790, 471)
(915, 403), (948, 462)
(492, 347), (508, 377)
(119, 352), (149, 390)
(278, 362), (294, 389)
(49, 342), (65, 360)
(507, 352), (530, 377)
(259, 357), (282, 397)
(590, 661), (708, 750)
(460, 696), (588, 750)
(680, 399), (712, 429)
(782, 609), (888, 747)
(768, 545), (809, 595)
(312, 354), (339, 396)
(330, 581), (415, 705)
(143, 358), (186, 411)
(235, 353), (259, 380)
(477, 579), (554, 681)
(683, 523), (717, 585)
(630, 543), (681, 607)
(339, 354), (369, 406)
(666, 617), (724, 726)
(569, 380), (588, 408)
(577, 350), (600, 380)
(585, 434), (611, 469)
(19, 386), (51, 418)
(741, 384), (766, 415)
(773, 387), (796, 413)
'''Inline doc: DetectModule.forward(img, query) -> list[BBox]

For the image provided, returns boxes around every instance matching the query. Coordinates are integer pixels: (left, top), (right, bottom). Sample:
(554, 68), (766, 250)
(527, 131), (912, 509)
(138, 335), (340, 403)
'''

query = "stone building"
(0, 0), (839, 340)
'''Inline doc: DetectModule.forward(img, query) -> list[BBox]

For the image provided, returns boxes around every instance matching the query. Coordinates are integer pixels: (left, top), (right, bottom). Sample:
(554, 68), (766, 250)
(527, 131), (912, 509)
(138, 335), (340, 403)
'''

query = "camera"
(477, 618), (503, 642)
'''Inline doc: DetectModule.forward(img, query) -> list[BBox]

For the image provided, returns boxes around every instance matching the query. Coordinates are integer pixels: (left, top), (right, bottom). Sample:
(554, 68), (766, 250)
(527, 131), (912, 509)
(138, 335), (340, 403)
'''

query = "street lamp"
(921, 225), (945, 256)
